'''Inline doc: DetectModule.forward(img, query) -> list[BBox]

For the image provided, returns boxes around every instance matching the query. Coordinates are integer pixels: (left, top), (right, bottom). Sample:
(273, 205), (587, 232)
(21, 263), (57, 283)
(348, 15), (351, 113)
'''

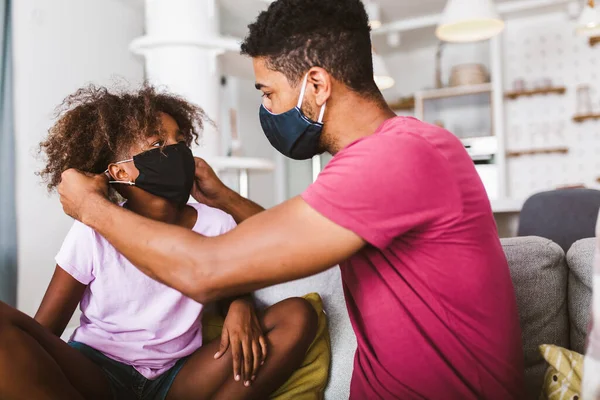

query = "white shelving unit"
(414, 81), (503, 202)
(412, 35), (516, 213)
(203, 156), (275, 199)
(204, 156), (275, 172)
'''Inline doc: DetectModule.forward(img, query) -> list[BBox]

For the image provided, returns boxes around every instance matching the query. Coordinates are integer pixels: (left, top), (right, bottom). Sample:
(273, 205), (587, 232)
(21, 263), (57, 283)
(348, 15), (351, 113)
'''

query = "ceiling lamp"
(365, 1), (382, 30)
(577, 0), (600, 36)
(372, 50), (394, 90)
(436, 0), (505, 43)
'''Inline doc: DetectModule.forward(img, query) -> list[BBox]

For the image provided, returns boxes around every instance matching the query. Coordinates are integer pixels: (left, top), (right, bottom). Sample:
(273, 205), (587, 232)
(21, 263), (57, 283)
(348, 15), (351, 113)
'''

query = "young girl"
(0, 85), (317, 400)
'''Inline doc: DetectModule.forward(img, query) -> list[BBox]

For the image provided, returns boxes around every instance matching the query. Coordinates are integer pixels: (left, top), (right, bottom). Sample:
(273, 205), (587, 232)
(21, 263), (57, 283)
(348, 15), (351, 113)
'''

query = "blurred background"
(0, 0), (599, 317)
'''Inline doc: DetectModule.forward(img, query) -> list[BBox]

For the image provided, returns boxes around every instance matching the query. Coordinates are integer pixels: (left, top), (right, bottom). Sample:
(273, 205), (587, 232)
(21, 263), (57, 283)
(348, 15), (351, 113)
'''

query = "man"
(58, 0), (525, 398)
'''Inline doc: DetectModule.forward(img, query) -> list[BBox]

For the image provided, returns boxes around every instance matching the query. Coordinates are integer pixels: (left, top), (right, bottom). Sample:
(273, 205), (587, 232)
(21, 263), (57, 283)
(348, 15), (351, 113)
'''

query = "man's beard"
(300, 102), (329, 155)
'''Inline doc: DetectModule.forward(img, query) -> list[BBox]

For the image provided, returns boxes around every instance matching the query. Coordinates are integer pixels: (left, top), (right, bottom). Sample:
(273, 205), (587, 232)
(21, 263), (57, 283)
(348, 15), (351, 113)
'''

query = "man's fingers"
(231, 339), (242, 382)
(242, 339), (253, 386)
(259, 335), (268, 365)
(193, 157), (209, 176)
(214, 329), (230, 359)
(251, 341), (261, 381)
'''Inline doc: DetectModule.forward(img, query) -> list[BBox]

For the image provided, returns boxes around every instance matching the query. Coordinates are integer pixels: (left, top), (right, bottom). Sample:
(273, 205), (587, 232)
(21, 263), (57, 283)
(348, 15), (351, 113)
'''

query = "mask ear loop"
(297, 73), (327, 124)
(105, 159), (135, 186)
(296, 73), (310, 109)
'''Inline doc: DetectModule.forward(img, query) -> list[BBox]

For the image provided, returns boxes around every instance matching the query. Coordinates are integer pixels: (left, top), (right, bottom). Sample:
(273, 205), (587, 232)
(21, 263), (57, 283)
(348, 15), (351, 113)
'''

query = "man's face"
(252, 57), (328, 154)
(252, 58), (303, 115)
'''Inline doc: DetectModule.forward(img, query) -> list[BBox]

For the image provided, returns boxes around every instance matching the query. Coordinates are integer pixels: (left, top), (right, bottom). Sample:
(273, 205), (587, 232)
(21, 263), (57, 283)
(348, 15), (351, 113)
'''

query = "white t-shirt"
(55, 202), (236, 379)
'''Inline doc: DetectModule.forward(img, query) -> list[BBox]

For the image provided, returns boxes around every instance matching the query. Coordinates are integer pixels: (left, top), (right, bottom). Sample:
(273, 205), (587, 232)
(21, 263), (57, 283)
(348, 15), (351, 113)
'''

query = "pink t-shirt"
(56, 202), (236, 379)
(302, 117), (525, 399)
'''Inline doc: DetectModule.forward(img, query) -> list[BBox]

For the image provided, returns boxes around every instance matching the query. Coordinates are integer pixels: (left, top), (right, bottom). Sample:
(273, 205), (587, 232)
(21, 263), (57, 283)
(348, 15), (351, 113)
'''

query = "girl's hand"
(214, 299), (267, 387)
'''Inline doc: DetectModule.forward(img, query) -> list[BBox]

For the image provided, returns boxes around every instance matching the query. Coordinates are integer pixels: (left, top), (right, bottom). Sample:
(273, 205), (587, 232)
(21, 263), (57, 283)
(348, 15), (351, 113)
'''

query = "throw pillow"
(202, 293), (331, 400)
(539, 344), (583, 400)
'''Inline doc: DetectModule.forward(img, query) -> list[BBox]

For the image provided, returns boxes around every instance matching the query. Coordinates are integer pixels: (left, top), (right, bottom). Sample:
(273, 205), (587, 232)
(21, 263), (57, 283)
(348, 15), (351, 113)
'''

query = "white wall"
(13, 0), (144, 315)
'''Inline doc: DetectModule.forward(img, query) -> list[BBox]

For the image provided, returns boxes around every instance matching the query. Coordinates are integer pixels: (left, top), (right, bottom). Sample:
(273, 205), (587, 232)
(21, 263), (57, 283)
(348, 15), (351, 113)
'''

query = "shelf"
(203, 156), (275, 172)
(417, 83), (492, 101)
(130, 35), (241, 54)
(572, 113), (600, 123)
(388, 97), (415, 110)
(507, 147), (569, 158)
(491, 198), (524, 214)
(504, 87), (566, 100)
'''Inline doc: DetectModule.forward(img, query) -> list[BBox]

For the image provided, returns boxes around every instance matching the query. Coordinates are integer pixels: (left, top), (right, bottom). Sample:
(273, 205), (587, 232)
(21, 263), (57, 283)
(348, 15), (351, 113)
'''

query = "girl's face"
(107, 112), (186, 183)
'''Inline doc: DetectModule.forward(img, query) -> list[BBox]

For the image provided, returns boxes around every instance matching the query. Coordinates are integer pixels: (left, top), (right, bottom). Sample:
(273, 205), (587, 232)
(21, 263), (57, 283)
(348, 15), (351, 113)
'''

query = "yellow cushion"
(202, 293), (331, 400)
(539, 344), (584, 400)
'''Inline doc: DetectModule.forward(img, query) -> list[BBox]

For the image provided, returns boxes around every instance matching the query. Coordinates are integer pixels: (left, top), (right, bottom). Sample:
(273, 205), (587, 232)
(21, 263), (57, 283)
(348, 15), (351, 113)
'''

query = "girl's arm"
(34, 266), (87, 337)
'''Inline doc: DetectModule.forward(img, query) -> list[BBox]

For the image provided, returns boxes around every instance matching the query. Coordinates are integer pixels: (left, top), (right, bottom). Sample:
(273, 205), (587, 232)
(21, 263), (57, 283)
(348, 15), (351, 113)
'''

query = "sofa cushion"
(566, 238), (594, 354)
(253, 267), (356, 400)
(501, 236), (569, 399)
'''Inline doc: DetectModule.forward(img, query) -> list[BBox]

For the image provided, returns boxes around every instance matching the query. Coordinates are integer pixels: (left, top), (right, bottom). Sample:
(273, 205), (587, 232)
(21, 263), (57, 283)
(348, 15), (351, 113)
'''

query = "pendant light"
(436, 0), (505, 43)
(365, 1), (382, 29)
(372, 49), (394, 90)
(577, 0), (600, 36)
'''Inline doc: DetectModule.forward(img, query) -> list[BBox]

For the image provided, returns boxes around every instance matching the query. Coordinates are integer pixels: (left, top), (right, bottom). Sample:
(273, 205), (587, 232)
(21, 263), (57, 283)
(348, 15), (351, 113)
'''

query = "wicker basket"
(449, 63), (489, 87)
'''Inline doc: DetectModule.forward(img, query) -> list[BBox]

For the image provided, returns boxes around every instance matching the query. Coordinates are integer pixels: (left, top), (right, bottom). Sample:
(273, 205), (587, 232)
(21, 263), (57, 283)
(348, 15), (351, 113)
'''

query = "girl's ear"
(107, 164), (131, 182)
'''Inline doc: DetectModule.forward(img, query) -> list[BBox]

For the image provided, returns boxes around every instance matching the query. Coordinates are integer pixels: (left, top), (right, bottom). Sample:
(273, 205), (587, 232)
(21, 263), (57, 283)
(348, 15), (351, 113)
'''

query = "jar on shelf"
(576, 85), (592, 116)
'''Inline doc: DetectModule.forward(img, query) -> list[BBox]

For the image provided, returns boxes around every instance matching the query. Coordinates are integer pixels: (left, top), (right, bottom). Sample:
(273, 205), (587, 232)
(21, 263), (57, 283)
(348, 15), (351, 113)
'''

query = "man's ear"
(306, 67), (332, 108)
(107, 164), (130, 182)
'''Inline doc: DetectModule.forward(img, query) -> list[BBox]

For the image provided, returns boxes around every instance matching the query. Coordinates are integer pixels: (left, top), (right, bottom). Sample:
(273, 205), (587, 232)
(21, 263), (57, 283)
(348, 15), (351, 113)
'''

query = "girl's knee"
(0, 301), (17, 326)
(277, 297), (318, 342)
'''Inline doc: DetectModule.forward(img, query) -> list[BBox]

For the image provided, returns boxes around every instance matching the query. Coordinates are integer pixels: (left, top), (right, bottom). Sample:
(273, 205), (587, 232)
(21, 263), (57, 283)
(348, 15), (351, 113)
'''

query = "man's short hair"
(241, 0), (379, 97)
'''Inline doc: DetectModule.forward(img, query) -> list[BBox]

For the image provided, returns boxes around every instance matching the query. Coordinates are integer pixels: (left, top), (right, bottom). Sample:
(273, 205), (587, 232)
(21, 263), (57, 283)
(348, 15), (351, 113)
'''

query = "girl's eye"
(261, 92), (271, 99)
(151, 140), (164, 148)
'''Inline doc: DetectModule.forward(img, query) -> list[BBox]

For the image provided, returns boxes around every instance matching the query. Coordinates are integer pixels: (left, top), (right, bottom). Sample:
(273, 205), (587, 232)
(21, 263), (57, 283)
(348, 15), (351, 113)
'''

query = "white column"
(131, 0), (229, 158)
(490, 34), (507, 199)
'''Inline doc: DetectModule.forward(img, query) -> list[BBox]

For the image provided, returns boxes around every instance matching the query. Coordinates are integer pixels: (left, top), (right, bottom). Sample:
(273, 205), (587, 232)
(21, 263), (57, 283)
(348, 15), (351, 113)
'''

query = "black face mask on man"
(106, 142), (195, 206)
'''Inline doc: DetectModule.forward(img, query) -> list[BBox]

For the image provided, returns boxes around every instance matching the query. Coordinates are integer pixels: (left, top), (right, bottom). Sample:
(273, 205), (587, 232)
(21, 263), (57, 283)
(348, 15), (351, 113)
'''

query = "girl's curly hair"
(38, 84), (208, 191)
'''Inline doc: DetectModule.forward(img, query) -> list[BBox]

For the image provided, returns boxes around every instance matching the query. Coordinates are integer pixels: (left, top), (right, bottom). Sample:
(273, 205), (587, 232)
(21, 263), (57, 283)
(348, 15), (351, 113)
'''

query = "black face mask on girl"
(106, 142), (196, 206)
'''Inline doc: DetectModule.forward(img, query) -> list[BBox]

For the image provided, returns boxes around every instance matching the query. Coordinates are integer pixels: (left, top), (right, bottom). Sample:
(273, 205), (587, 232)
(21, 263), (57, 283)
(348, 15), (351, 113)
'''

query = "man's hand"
(191, 157), (265, 223)
(214, 299), (267, 387)
(190, 157), (229, 209)
(57, 169), (109, 222)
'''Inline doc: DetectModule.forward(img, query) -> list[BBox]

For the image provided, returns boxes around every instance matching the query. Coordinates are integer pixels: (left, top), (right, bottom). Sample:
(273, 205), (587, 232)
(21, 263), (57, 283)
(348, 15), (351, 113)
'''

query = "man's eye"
(151, 140), (164, 148)
(261, 92), (271, 99)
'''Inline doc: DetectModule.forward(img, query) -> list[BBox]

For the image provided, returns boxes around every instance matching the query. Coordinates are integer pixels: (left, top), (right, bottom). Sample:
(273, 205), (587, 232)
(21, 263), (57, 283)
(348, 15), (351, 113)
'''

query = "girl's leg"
(167, 297), (319, 400)
(0, 301), (112, 400)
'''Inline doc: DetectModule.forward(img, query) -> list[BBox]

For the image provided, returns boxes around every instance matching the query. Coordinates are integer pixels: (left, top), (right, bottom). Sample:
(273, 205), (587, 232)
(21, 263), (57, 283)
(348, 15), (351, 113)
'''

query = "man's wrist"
(214, 188), (242, 215)
(80, 194), (112, 228)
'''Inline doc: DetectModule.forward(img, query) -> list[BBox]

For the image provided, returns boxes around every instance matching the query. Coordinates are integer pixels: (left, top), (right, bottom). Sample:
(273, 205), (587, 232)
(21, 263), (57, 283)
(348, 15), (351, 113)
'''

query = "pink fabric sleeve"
(301, 133), (459, 249)
(55, 221), (96, 285)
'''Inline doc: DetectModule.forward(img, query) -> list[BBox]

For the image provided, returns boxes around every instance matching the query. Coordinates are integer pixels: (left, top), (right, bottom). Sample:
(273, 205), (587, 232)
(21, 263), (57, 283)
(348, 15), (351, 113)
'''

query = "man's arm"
(58, 170), (364, 304)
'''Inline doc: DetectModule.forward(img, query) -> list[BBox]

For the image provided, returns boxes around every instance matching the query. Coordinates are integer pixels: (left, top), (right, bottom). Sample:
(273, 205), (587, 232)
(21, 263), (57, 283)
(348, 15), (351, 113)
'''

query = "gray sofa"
(254, 236), (595, 400)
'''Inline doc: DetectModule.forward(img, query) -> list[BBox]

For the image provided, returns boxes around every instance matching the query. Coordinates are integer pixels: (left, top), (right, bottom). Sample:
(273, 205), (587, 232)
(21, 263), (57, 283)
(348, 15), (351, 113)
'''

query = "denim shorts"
(69, 341), (189, 400)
